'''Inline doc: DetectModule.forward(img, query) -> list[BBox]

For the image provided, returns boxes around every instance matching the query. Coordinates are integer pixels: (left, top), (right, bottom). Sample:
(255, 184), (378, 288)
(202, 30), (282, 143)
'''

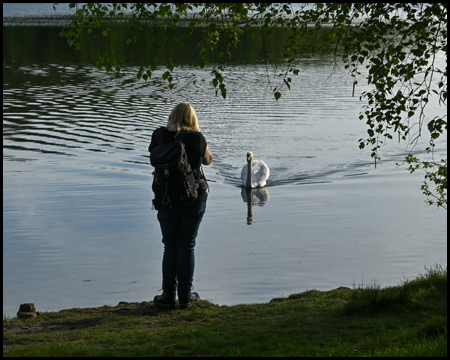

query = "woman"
(148, 102), (213, 309)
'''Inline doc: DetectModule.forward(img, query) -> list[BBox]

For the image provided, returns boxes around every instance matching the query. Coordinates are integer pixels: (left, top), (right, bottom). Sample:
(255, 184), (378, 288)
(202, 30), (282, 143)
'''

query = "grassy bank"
(3, 266), (446, 357)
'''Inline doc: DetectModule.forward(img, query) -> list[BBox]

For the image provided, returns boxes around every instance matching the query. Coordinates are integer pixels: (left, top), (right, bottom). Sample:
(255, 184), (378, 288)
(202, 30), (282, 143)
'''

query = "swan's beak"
(246, 152), (253, 161)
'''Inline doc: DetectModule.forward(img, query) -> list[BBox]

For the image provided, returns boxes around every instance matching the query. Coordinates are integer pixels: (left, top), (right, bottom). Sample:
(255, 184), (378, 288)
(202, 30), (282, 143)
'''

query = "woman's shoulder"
(183, 130), (207, 155)
(153, 126), (170, 139)
(154, 127), (206, 144)
(183, 129), (206, 142)
(160, 127), (181, 141)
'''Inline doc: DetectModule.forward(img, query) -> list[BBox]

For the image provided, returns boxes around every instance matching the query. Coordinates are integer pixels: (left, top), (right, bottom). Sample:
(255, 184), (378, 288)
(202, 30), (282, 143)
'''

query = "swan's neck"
(246, 157), (252, 188)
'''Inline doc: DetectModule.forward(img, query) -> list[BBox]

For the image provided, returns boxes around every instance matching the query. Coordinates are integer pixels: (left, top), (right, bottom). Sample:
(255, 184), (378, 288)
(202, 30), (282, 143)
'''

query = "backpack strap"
(173, 129), (209, 192)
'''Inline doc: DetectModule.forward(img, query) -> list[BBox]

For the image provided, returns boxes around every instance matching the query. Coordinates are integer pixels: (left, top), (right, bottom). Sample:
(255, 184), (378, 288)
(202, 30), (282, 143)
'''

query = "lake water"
(3, 4), (447, 318)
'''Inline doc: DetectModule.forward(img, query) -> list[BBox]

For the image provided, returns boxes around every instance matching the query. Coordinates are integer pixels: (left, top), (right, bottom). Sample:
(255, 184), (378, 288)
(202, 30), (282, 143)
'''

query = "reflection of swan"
(241, 152), (270, 188)
(241, 187), (270, 225)
(241, 187), (270, 206)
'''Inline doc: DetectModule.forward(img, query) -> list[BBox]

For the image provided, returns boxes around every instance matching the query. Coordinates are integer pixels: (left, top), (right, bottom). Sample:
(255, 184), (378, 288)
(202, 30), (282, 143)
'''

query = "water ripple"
(4, 62), (440, 185)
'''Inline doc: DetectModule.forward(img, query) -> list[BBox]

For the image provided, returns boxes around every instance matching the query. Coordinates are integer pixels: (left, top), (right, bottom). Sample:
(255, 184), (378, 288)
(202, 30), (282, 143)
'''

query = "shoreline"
(4, 267), (447, 356)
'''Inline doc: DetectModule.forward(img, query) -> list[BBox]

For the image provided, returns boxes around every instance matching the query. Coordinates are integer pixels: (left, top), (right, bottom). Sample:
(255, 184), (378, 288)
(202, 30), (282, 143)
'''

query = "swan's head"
(246, 151), (253, 161)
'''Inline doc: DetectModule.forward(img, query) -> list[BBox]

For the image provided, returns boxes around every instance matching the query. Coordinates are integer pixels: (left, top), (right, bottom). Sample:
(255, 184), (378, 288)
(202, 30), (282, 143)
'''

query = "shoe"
(178, 291), (200, 309)
(153, 291), (176, 309)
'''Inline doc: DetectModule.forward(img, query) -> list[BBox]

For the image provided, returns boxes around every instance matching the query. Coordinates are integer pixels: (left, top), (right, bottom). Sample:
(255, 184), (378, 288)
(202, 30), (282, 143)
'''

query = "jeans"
(157, 200), (206, 294)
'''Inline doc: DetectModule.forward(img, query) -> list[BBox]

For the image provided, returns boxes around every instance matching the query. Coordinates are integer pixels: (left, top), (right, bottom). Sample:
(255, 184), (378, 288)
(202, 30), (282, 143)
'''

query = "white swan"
(241, 151), (270, 188)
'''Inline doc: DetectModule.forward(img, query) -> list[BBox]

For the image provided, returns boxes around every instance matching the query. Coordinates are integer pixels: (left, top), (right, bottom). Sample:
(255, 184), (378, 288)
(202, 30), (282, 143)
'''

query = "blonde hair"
(166, 102), (200, 132)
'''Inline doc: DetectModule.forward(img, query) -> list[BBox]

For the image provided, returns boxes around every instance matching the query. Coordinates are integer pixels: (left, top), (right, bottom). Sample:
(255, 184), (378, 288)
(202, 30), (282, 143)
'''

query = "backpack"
(150, 129), (198, 210)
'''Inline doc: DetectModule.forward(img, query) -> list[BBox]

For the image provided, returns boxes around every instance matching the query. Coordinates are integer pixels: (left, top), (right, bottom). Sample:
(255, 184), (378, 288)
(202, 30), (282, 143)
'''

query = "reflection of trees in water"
(241, 187), (270, 225)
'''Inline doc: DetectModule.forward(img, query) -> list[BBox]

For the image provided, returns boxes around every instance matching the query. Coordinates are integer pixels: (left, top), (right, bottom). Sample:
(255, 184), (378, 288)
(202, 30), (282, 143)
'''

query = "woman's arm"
(202, 145), (213, 165)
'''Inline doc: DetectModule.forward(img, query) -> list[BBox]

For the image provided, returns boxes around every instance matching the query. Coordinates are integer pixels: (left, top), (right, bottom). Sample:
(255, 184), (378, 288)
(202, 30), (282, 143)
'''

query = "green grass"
(3, 265), (446, 357)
